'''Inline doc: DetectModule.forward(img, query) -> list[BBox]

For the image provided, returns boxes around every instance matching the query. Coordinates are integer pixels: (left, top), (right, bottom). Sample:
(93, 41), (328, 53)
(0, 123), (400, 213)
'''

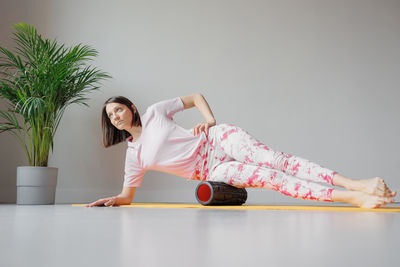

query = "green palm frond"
(0, 109), (22, 132)
(0, 22), (111, 166)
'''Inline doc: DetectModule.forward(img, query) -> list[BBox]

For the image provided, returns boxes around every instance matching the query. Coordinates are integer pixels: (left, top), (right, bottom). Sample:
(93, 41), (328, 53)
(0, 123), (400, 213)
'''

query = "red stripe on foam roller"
(197, 184), (211, 203)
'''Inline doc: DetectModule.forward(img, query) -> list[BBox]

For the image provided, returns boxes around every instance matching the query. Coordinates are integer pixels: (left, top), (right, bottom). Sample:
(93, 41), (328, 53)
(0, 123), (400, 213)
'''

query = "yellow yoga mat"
(73, 203), (400, 212)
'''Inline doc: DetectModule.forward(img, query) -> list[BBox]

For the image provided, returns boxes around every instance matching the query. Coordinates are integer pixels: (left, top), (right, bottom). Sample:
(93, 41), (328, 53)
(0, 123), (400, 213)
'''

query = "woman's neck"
(127, 125), (142, 139)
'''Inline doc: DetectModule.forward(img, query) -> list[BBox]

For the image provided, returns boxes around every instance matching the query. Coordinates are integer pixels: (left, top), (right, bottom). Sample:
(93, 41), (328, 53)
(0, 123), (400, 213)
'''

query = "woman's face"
(105, 103), (134, 130)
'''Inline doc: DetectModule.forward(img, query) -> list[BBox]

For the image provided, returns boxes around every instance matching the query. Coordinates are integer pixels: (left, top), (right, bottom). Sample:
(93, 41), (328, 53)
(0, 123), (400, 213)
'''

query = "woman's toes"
(384, 197), (394, 203)
(383, 186), (395, 197)
(374, 202), (382, 208)
(384, 190), (393, 197)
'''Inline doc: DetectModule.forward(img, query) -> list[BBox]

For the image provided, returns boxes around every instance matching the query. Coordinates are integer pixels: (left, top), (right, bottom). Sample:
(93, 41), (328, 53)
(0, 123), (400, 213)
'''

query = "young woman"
(86, 94), (396, 208)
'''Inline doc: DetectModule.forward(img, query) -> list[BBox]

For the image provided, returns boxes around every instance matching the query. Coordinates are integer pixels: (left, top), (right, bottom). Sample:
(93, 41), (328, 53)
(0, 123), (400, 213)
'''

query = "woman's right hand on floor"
(85, 196), (118, 207)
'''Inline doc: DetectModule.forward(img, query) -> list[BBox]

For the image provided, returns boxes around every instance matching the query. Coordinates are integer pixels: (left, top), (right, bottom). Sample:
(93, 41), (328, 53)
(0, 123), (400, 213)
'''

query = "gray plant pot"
(16, 166), (58, 205)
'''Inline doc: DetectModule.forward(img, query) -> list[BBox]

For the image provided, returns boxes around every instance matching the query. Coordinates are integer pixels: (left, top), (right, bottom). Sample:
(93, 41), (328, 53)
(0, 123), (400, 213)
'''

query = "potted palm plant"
(0, 23), (111, 204)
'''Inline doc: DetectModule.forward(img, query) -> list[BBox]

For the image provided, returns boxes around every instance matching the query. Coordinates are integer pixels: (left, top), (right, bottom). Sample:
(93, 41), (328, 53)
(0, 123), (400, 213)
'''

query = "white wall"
(1, 0), (399, 204)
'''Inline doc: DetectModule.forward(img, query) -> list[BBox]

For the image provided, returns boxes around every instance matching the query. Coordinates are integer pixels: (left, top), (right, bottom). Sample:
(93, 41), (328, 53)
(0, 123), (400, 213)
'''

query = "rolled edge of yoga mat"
(195, 181), (247, 206)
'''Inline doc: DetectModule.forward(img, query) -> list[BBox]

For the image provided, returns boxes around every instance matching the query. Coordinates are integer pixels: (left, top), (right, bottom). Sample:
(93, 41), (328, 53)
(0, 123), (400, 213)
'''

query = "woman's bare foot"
(356, 177), (397, 198)
(351, 191), (395, 208)
(333, 173), (397, 197)
(332, 190), (395, 209)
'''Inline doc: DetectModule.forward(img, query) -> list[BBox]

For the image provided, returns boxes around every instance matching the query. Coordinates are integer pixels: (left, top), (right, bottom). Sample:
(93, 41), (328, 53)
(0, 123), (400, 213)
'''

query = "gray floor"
(1, 204), (399, 267)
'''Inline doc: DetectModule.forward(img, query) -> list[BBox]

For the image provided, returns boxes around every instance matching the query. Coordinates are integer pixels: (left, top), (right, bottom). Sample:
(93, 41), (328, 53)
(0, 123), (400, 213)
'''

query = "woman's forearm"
(194, 94), (216, 123)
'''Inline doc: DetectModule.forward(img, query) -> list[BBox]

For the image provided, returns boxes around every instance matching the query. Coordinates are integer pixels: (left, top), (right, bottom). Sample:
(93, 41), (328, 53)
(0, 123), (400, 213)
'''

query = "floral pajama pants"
(190, 123), (337, 202)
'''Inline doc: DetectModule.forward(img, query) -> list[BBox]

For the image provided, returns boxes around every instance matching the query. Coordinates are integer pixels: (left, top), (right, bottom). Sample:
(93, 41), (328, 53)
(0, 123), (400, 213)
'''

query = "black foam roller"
(195, 181), (247, 206)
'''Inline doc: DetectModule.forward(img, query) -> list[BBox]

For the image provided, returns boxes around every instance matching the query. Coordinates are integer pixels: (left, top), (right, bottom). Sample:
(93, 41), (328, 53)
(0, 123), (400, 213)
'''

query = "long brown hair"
(101, 96), (142, 147)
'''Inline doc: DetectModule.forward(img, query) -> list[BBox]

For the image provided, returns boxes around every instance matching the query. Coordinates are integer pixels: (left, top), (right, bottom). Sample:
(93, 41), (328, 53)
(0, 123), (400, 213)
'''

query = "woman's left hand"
(193, 120), (216, 136)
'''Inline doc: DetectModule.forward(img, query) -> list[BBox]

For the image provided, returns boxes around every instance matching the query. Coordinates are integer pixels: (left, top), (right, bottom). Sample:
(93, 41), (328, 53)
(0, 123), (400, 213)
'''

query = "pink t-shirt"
(123, 96), (207, 187)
